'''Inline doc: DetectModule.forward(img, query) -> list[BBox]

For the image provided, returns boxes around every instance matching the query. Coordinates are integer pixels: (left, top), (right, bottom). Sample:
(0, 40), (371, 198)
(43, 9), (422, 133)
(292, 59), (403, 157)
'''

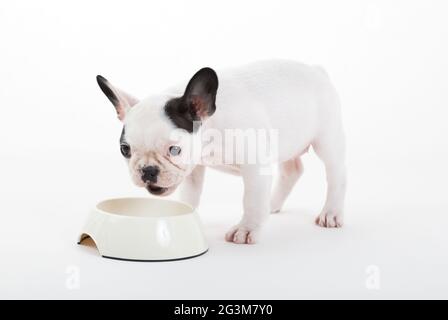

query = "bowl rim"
(94, 197), (195, 219)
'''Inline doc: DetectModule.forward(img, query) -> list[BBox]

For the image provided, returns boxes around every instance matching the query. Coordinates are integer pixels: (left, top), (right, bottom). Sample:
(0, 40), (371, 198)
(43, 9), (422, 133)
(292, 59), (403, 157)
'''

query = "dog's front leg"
(225, 165), (272, 244)
(179, 165), (205, 209)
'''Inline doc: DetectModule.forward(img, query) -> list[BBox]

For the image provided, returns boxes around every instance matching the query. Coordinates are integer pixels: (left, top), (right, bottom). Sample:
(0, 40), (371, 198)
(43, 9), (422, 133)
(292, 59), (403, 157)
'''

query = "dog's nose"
(141, 165), (159, 183)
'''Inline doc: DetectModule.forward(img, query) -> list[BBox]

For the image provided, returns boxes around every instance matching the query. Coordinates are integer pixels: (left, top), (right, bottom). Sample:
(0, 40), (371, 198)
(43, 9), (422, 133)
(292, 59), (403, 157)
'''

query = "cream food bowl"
(78, 198), (208, 262)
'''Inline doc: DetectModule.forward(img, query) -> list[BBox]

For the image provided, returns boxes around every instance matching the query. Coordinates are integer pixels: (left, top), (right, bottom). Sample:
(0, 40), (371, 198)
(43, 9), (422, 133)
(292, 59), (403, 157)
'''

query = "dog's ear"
(96, 75), (139, 121)
(182, 67), (218, 121)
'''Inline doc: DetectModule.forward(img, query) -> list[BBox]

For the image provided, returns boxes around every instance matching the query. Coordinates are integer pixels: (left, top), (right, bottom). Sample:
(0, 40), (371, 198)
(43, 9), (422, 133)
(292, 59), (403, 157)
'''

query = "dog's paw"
(315, 210), (343, 228)
(270, 208), (282, 214)
(225, 224), (260, 244)
(270, 203), (282, 214)
(270, 199), (284, 214)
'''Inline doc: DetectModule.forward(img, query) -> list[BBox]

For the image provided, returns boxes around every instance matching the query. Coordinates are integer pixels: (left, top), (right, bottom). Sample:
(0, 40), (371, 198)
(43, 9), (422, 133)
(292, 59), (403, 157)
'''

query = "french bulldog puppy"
(97, 60), (346, 244)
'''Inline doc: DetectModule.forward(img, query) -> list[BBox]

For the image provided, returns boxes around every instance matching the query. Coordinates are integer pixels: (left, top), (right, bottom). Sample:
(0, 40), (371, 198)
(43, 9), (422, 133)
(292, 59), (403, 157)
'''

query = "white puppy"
(97, 60), (346, 244)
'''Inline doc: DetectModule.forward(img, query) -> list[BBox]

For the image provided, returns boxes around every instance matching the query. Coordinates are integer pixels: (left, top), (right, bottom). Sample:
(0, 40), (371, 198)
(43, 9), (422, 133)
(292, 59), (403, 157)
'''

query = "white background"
(1, 0), (447, 299)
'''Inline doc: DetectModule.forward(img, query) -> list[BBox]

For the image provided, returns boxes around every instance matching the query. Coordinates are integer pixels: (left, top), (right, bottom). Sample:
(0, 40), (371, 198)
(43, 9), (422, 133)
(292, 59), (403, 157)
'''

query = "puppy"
(97, 60), (346, 244)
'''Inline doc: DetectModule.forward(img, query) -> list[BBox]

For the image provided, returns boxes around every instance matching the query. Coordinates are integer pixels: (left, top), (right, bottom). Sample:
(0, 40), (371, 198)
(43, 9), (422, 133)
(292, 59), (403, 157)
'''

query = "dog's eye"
(120, 144), (131, 158)
(169, 146), (181, 156)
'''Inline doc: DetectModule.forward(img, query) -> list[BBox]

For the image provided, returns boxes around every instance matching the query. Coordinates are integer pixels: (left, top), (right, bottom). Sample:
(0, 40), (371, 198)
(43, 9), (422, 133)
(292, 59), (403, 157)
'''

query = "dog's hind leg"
(313, 132), (346, 228)
(270, 156), (304, 213)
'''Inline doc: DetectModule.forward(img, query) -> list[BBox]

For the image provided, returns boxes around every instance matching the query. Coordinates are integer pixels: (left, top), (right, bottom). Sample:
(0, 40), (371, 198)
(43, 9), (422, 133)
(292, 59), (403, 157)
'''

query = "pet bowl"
(78, 197), (208, 262)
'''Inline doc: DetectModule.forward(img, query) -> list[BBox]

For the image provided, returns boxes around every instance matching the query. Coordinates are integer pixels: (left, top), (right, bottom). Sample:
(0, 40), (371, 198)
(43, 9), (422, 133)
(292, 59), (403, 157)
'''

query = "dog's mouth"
(146, 184), (177, 196)
(146, 184), (168, 195)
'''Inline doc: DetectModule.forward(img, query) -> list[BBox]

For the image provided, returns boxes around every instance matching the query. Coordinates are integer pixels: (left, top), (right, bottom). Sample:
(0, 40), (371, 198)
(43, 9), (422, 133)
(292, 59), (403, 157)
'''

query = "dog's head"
(97, 68), (218, 196)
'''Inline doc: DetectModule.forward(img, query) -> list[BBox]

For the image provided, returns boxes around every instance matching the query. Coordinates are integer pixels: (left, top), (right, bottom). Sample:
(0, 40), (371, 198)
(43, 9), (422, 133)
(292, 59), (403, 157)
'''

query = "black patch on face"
(119, 126), (131, 158)
(97, 75), (119, 107)
(164, 67), (218, 133)
(119, 126), (126, 144)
